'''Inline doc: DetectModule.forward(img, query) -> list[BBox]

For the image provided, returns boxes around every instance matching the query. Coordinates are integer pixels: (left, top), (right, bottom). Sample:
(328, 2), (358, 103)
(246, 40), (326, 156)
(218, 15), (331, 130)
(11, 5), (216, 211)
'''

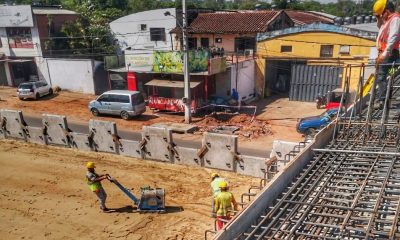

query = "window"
(150, 28), (166, 41)
(140, 24), (147, 31)
(201, 38), (209, 48)
(281, 45), (292, 53)
(320, 45), (334, 57)
(188, 38), (197, 50)
(132, 93), (144, 104)
(97, 94), (110, 102)
(234, 37), (255, 53)
(215, 38), (222, 43)
(6, 27), (33, 49)
(339, 45), (350, 54)
(115, 95), (130, 103)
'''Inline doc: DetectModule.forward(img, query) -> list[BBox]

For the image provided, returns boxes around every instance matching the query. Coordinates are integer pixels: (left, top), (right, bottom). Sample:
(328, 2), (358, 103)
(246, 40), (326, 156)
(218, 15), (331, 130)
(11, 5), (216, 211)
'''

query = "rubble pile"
(194, 113), (273, 139)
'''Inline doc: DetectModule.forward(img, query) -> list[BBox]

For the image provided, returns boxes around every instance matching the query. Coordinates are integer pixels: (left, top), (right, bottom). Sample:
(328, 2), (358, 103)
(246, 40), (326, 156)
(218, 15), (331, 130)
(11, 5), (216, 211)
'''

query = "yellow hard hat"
(373, 0), (387, 16)
(86, 162), (95, 169)
(219, 181), (228, 188)
(211, 172), (219, 178)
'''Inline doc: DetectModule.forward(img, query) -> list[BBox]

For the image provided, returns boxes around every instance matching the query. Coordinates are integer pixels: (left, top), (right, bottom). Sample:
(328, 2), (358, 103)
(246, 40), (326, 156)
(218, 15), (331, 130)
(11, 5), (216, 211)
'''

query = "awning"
(145, 79), (201, 89)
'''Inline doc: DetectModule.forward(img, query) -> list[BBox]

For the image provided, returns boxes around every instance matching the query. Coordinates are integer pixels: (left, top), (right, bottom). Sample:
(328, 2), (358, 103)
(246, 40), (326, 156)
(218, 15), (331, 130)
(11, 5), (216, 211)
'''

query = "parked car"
(88, 90), (146, 120)
(17, 81), (53, 100)
(297, 108), (338, 135)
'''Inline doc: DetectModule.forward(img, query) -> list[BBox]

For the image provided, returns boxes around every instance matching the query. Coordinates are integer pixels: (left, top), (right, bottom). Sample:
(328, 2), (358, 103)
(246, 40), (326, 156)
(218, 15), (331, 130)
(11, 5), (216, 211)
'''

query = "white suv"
(17, 81), (53, 100)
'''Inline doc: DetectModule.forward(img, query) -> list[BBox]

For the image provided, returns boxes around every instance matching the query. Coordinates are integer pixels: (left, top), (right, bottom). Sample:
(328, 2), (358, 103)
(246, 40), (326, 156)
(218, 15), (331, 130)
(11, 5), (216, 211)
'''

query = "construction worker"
(86, 162), (109, 212)
(214, 181), (238, 230)
(373, 0), (400, 108)
(210, 172), (227, 216)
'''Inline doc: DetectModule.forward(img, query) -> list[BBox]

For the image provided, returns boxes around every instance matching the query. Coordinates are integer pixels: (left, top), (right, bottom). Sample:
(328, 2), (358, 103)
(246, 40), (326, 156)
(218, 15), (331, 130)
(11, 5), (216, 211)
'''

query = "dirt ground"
(0, 87), (324, 150)
(0, 140), (258, 240)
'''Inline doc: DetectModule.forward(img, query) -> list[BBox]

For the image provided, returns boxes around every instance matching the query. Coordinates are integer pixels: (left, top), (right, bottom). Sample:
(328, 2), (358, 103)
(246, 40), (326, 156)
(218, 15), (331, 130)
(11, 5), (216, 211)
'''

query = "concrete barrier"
(142, 126), (174, 162)
(70, 132), (92, 151)
(214, 123), (335, 240)
(1, 109), (26, 140)
(43, 114), (70, 146)
(270, 140), (299, 170)
(202, 132), (237, 171)
(236, 155), (267, 178)
(89, 120), (119, 154)
(119, 139), (143, 158)
(174, 146), (202, 167)
(26, 126), (47, 145)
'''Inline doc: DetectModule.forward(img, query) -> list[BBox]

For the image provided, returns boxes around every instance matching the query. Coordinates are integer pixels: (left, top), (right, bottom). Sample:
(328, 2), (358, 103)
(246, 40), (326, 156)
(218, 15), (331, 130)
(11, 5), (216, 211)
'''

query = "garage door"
(289, 64), (342, 102)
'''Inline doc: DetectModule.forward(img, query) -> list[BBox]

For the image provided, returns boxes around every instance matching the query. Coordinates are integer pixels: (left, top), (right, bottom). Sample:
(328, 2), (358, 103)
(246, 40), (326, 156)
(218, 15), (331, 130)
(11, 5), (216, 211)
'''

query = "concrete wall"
(110, 8), (176, 51)
(46, 58), (95, 94)
(213, 122), (335, 240)
(231, 59), (255, 101)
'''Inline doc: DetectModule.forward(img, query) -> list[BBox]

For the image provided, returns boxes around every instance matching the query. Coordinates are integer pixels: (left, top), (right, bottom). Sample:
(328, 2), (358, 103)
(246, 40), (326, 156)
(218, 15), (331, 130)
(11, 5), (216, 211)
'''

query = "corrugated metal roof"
(186, 10), (281, 34)
(32, 8), (77, 15)
(145, 79), (201, 88)
(345, 23), (379, 34)
(286, 11), (333, 25)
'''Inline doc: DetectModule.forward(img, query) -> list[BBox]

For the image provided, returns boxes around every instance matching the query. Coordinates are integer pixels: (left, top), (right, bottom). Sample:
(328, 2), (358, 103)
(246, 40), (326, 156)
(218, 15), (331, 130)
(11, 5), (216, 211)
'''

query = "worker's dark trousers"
(95, 187), (107, 209)
(375, 51), (399, 102)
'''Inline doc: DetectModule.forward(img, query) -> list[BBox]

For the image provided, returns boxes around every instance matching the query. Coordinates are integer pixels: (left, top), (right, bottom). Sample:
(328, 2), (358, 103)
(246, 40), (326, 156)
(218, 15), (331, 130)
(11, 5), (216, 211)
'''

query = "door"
(289, 65), (342, 102)
(0, 63), (8, 86)
(96, 94), (112, 114)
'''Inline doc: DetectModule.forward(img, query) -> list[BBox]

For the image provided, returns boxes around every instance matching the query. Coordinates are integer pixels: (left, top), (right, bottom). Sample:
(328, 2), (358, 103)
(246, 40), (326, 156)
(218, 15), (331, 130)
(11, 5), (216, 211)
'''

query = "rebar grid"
(239, 65), (400, 240)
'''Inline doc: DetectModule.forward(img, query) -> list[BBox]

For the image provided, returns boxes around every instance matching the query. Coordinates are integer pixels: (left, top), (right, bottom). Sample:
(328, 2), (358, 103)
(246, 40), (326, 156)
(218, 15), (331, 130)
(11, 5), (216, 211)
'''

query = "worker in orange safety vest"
(373, 0), (400, 109)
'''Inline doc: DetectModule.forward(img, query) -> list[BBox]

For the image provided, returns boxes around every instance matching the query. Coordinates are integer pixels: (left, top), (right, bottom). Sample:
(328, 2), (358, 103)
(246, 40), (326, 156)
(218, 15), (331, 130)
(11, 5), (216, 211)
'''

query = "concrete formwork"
(202, 133), (238, 171)
(119, 139), (143, 159)
(70, 132), (92, 152)
(236, 155), (267, 178)
(142, 126), (174, 162)
(174, 146), (202, 167)
(88, 120), (119, 154)
(43, 114), (70, 146)
(26, 126), (47, 145)
(1, 109), (26, 140)
(213, 123), (335, 240)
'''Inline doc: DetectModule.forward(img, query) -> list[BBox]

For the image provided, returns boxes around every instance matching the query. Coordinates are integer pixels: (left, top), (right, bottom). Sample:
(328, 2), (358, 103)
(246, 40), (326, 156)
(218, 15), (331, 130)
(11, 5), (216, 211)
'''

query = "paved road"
(23, 115), (270, 158)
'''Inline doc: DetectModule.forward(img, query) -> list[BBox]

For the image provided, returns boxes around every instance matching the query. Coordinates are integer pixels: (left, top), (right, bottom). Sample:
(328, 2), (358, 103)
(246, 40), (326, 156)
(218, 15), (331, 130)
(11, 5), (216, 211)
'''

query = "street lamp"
(164, 1), (191, 124)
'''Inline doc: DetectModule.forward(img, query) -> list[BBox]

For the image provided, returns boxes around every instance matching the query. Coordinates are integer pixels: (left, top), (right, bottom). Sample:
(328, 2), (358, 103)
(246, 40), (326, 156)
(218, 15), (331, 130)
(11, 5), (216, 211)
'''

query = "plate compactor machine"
(106, 174), (165, 213)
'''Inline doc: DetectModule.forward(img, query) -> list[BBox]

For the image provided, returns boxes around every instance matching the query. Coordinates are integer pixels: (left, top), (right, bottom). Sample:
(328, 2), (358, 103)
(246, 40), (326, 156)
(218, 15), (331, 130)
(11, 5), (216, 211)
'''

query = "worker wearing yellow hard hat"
(214, 181), (238, 230)
(210, 172), (228, 217)
(373, 0), (400, 109)
(85, 162), (109, 212)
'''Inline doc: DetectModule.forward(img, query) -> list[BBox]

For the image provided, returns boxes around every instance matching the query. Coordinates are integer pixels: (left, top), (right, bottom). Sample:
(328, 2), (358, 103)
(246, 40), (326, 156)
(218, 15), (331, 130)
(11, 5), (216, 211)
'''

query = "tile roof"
(286, 11), (333, 25)
(186, 10), (281, 34)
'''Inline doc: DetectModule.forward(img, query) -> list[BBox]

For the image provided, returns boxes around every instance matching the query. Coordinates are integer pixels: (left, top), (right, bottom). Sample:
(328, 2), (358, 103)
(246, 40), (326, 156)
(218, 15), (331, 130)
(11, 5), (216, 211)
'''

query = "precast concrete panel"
(70, 132), (92, 152)
(174, 146), (202, 167)
(202, 132), (237, 171)
(89, 120), (119, 154)
(236, 155), (267, 178)
(1, 109), (26, 140)
(0, 110), (4, 139)
(119, 139), (143, 158)
(142, 126), (173, 162)
(43, 114), (70, 146)
(26, 126), (47, 145)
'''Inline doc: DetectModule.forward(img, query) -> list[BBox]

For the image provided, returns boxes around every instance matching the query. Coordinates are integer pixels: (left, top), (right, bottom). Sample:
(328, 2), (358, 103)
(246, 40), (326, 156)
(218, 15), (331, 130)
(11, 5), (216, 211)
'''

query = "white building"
(110, 8), (177, 52)
(0, 5), (77, 87)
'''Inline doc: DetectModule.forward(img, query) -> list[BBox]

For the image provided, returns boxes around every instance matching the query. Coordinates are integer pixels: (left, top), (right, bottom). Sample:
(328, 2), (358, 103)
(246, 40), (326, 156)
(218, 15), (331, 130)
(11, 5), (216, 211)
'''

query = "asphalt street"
(23, 114), (270, 158)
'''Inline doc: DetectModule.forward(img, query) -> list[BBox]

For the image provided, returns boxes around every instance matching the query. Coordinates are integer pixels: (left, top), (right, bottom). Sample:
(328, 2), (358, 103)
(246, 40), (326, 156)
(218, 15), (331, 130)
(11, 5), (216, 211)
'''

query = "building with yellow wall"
(255, 23), (376, 101)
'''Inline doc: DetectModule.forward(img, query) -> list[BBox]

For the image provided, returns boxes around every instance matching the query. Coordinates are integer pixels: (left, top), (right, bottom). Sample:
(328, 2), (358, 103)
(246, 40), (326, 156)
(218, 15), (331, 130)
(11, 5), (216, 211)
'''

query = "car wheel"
(305, 128), (316, 137)
(91, 108), (100, 116)
(35, 93), (40, 100)
(48, 88), (53, 95)
(120, 111), (130, 120)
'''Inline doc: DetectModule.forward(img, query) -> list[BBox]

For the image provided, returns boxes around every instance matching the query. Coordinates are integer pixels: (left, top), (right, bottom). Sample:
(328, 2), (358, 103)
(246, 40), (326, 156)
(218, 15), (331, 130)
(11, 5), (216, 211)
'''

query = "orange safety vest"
(378, 12), (400, 53)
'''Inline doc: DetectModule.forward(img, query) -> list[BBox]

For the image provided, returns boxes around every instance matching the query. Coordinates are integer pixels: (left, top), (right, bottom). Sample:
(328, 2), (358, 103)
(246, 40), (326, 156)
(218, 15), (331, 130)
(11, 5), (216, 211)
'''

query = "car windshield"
(19, 83), (33, 89)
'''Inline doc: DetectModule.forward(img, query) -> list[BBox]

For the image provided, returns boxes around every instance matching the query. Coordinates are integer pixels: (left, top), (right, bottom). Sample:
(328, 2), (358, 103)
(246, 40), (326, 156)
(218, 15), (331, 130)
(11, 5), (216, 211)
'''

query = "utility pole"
(182, 0), (191, 124)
